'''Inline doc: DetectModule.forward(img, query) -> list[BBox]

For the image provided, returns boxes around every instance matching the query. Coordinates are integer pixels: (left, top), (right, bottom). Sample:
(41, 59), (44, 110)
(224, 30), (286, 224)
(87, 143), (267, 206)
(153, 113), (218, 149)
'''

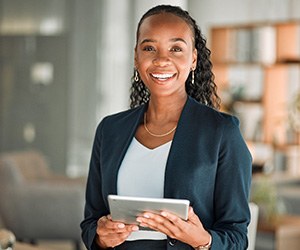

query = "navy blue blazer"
(81, 97), (252, 250)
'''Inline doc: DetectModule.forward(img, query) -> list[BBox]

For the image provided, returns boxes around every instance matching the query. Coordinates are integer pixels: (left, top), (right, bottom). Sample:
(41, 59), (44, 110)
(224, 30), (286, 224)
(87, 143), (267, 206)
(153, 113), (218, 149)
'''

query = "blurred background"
(0, 0), (299, 250)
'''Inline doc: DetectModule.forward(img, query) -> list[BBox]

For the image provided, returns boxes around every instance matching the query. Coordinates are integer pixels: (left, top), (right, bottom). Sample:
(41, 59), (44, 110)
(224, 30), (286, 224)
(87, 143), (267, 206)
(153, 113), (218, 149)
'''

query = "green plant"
(289, 92), (300, 133)
(251, 177), (279, 224)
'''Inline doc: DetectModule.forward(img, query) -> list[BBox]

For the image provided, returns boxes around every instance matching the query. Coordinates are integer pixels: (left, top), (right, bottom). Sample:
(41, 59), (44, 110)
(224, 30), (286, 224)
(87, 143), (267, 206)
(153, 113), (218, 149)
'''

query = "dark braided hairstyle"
(130, 5), (221, 110)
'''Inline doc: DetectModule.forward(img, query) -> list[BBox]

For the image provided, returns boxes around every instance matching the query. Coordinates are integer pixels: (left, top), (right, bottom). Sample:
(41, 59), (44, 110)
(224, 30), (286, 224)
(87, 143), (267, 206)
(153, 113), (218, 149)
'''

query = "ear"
(134, 47), (138, 69)
(192, 48), (197, 69)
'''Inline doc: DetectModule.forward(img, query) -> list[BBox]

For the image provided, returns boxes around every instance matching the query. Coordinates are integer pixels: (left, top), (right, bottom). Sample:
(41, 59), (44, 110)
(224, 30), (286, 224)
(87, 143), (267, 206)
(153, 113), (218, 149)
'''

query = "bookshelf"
(210, 21), (300, 173)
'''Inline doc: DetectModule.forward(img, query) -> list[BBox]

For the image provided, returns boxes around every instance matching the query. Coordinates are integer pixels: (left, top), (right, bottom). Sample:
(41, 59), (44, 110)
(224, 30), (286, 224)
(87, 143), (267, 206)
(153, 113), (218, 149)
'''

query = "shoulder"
(95, 105), (145, 133)
(187, 97), (240, 129)
(189, 98), (252, 160)
(104, 105), (143, 121)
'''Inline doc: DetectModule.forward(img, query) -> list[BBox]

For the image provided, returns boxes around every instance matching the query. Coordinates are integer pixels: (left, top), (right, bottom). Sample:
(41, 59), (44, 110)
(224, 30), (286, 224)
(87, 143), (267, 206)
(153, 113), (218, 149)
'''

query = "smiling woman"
(81, 5), (252, 250)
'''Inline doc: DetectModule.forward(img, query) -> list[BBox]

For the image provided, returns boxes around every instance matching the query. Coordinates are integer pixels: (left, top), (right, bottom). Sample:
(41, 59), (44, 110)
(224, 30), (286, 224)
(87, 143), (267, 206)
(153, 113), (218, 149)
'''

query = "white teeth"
(151, 73), (174, 79)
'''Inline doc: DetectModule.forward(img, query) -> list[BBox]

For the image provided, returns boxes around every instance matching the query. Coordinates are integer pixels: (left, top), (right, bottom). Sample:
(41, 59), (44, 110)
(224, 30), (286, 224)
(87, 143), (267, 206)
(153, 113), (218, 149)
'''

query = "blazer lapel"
(102, 105), (146, 199)
(164, 97), (199, 198)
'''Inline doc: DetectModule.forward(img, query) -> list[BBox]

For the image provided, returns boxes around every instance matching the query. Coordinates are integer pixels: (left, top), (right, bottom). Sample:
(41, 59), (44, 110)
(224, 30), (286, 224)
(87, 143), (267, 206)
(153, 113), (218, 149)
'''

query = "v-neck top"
(117, 137), (172, 198)
(117, 137), (172, 241)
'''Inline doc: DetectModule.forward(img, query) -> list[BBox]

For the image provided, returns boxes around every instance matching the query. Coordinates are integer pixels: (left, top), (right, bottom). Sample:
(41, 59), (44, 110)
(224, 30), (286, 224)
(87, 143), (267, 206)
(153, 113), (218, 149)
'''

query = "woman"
(81, 5), (252, 250)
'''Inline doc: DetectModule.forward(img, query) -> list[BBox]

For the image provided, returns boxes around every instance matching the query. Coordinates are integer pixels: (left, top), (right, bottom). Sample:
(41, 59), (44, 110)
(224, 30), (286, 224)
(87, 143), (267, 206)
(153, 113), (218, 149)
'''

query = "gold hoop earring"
(134, 70), (140, 82)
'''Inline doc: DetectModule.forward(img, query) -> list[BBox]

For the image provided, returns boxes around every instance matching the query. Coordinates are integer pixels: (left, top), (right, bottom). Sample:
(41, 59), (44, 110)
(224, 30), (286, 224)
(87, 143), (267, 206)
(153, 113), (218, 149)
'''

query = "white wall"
(96, 0), (132, 119)
(67, 0), (100, 176)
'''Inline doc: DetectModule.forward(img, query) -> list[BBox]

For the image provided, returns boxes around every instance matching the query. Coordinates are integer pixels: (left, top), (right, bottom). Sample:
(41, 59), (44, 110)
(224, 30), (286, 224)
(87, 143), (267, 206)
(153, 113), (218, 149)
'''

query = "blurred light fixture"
(40, 18), (63, 35)
(23, 122), (36, 143)
(31, 62), (54, 86)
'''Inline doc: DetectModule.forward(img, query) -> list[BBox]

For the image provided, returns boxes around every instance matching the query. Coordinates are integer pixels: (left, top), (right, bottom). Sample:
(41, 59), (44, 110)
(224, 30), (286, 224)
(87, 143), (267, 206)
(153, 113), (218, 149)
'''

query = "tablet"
(108, 195), (190, 225)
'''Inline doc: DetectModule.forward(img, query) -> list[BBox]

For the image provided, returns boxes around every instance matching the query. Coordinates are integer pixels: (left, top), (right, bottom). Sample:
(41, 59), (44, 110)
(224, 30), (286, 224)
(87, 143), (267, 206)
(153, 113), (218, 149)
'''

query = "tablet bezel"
(108, 194), (190, 225)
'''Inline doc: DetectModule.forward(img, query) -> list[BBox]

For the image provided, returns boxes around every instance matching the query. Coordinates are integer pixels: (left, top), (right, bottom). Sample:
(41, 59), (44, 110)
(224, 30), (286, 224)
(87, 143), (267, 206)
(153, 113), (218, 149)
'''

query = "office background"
(0, 1), (299, 249)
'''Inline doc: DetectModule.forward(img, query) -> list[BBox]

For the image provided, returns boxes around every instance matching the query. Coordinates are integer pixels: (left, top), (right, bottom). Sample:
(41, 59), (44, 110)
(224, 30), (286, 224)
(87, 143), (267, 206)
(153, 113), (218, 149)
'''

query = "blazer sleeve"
(209, 116), (252, 249)
(80, 119), (109, 250)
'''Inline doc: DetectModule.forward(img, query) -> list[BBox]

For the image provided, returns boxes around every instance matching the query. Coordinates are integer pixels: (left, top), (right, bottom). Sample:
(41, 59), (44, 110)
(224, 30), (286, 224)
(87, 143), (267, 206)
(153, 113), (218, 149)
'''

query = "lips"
(150, 73), (175, 81)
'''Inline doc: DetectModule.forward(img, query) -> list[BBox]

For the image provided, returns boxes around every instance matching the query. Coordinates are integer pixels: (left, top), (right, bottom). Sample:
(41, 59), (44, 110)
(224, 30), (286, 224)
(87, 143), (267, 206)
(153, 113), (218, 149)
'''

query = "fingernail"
(118, 223), (125, 228)
(143, 214), (150, 218)
(136, 218), (142, 223)
(161, 211), (167, 217)
(132, 226), (139, 231)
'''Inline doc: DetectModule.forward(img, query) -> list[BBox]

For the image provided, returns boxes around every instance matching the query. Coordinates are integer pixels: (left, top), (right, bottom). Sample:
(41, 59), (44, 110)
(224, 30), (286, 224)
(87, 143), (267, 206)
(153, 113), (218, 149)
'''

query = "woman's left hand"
(136, 206), (211, 248)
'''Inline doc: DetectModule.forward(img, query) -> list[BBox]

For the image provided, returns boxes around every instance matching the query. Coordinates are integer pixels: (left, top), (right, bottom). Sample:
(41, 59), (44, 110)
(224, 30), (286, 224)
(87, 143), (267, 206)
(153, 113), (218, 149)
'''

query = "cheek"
(178, 52), (195, 65)
(136, 60), (150, 83)
(137, 63), (149, 79)
(177, 56), (194, 73)
(135, 54), (152, 71)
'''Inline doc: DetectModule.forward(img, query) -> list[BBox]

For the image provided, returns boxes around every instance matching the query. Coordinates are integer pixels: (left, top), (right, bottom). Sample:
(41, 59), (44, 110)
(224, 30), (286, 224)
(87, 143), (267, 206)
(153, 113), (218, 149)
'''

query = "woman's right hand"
(96, 215), (139, 248)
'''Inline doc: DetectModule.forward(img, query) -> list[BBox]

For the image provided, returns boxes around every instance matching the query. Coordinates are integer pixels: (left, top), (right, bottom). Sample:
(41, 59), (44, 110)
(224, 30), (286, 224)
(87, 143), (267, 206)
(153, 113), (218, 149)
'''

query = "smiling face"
(135, 13), (197, 99)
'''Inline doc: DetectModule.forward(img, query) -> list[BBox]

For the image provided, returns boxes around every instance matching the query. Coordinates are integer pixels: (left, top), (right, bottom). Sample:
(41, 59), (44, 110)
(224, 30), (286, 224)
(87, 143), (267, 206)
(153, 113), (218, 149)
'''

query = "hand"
(96, 215), (139, 248)
(136, 206), (211, 248)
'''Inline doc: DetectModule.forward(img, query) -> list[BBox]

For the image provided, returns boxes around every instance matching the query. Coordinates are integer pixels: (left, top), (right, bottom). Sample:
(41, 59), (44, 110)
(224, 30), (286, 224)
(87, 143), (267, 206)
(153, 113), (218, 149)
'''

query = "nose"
(153, 52), (171, 67)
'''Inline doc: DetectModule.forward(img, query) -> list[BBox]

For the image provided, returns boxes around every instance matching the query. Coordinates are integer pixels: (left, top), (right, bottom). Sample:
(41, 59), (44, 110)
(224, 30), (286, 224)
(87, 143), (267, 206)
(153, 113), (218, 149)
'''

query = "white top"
(117, 137), (172, 241)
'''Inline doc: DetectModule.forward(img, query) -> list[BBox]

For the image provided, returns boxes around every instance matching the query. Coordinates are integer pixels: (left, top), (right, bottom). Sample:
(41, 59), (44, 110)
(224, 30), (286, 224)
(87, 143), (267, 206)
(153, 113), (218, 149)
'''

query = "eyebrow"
(140, 37), (187, 45)
(170, 38), (187, 44)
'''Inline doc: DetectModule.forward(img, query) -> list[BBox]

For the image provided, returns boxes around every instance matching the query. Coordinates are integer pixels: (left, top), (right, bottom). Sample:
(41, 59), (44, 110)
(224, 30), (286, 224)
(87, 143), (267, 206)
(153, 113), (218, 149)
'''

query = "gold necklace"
(143, 113), (177, 137)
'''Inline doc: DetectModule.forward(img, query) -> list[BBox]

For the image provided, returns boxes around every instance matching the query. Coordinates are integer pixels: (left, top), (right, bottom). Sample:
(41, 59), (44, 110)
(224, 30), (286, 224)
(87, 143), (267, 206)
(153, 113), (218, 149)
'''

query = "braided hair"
(130, 5), (221, 110)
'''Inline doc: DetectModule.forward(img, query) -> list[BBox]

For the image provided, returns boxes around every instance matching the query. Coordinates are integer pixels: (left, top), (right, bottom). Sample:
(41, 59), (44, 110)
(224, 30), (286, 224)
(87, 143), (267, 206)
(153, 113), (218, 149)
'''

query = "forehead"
(138, 13), (194, 41)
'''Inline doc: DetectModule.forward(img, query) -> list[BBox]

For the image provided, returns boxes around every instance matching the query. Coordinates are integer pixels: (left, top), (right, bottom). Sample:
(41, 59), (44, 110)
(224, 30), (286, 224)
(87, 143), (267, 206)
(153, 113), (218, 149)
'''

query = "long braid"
(186, 17), (221, 109)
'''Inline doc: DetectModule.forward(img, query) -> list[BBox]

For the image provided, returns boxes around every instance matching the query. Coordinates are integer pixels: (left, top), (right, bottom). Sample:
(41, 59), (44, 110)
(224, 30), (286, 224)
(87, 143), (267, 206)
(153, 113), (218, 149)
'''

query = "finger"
(159, 211), (189, 237)
(161, 211), (186, 225)
(104, 224), (137, 234)
(129, 224), (140, 232)
(137, 212), (167, 226)
(97, 217), (129, 235)
(136, 213), (161, 228)
(137, 213), (180, 237)
(187, 207), (201, 225)
(101, 217), (126, 230)
(105, 215), (139, 232)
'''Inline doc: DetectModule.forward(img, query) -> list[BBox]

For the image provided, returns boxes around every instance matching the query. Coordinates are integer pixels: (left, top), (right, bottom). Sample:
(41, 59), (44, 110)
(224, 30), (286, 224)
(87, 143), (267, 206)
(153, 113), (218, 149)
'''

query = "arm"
(80, 119), (138, 250)
(80, 121), (108, 250)
(209, 116), (252, 249)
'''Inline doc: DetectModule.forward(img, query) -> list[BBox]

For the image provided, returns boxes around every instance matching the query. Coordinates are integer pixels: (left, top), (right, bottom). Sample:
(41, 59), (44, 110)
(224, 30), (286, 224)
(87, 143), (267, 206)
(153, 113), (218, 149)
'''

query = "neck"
(147, 94), (187, 121)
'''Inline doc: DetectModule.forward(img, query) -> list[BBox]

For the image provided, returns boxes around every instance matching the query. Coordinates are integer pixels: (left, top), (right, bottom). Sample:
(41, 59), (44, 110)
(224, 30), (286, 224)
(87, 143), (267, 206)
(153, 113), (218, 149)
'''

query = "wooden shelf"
(211, 28), (236, 64)
(211, 21), (300, 65)
(210, 21), (300, 171)
(263, 64), (300, 145)
(276, 23), (300, 62)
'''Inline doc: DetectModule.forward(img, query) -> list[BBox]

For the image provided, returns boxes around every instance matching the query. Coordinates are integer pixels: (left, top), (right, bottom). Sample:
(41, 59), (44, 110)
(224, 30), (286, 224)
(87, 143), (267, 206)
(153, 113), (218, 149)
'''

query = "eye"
(143, 46), (155, 52)
(170, 46), (183, 52)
